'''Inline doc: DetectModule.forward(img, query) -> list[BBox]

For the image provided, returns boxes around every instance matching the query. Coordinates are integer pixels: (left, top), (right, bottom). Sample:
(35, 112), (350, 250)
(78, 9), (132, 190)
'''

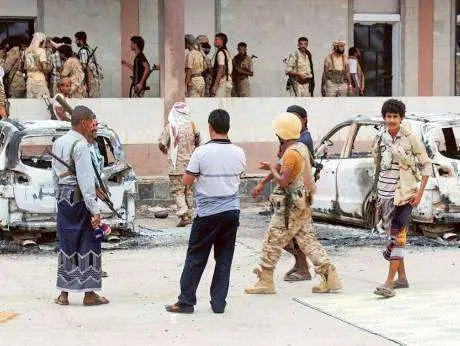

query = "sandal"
(83, 295), (110, 306)
(374, 285), (395, 298)
(392, 279), (409, 289)
(284, 271), (312, 282)
(55, 297), (69, 306)
(165, 303), (194, 314)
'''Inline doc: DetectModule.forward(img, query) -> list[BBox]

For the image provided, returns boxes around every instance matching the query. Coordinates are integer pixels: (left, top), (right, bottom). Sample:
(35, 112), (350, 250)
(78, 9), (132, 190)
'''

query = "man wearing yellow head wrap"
(245, 113), (342, 294)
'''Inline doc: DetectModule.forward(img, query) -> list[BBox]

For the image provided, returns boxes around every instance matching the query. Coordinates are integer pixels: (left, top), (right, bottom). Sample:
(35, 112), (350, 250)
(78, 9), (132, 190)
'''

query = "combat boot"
(245, 267), (276, 294)
(312, 265), (342, 293)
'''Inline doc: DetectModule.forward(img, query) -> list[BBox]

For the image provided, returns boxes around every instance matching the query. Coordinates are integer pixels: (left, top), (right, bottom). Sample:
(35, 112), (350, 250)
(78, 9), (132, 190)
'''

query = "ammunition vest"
(270, 142), (312, 215)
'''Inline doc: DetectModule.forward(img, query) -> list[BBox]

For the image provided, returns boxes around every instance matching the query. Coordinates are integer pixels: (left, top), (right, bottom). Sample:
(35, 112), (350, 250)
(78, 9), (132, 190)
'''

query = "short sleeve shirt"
(25, 47), (48, 81)
(281, 150), (302, 184)
(186, 139), (246, 217)
(186, 50), (205, 75)
(216, 50), (233, 80)
(133, 52), (148, 86)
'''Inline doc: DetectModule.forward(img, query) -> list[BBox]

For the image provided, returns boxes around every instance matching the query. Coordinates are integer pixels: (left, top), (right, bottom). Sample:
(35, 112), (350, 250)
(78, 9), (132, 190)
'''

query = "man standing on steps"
(246, 113), (341, 295)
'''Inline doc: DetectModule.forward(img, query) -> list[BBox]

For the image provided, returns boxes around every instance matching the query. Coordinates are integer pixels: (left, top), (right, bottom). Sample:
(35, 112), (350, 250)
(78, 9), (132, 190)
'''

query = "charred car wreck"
(312, 114), (460, 238)
(0, 119), (136, 242)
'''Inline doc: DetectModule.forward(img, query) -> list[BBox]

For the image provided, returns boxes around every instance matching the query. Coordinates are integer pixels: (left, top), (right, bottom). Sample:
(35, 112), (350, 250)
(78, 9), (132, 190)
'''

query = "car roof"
(1, 119), (71, 132)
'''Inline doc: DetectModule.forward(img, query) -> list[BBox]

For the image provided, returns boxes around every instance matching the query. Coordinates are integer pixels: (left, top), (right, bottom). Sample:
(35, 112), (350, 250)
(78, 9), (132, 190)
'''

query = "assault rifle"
(52, 95), (122, 219)
(48, 150), (122, 219)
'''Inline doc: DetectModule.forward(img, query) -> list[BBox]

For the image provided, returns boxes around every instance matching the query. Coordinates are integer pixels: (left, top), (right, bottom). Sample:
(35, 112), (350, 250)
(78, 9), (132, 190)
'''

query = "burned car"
(0, 119), (136, 240)
(312, 114), (460, 236)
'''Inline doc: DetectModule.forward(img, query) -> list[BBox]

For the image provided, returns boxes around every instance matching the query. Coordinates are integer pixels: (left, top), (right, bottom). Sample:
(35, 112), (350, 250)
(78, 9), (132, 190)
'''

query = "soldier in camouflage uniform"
(159, 102), (200, 227)
(245, 113), (341, 294)
(3, 38), (27, 98)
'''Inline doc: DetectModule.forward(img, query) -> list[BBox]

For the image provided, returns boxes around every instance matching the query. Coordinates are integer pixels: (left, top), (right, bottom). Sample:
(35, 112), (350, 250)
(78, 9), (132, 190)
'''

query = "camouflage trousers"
(289, 81), (309, 97)
(187, 77), (205, 97)
(26, 79), (49, 98)
(7, 73), (26, 98)
(232, 78), (250, 97)
(260, 205), (330, 275)
(215, 81), (232, 97)
(88, 78), (101, 98)
(325, 80), (348, 97)
(169, 175), (193, 218)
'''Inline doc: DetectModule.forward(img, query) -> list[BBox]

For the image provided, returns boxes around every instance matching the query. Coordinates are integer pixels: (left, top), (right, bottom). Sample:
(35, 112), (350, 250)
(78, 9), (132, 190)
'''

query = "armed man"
(232, 42), (253, 97)
(52, 105), (109, 306)
(246, 113), (341, 295)
(321, 39), (350, 97)
(285, 37), (315, 97)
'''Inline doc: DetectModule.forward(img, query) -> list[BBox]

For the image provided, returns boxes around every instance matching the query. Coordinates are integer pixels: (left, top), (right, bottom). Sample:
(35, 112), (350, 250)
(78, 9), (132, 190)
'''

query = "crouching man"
(373, 99), (431, 298)
(245, 113), (341, 295)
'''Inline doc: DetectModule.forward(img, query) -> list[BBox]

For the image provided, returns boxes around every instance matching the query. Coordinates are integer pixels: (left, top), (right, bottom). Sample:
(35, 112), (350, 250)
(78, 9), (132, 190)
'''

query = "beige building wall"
(433, 0), (453, 96)
(219, 0), (349, 97)
(403, 0), (420, 96)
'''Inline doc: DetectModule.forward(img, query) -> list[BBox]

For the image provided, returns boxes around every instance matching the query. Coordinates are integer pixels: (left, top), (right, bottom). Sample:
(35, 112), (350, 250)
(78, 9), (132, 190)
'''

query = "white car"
(0, 119), (136, 237)
(312, 114), (460, 235)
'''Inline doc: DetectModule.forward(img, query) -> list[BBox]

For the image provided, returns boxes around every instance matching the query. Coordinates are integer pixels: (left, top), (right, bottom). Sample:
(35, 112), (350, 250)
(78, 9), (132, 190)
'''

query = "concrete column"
(120, 0), (139, 98)
(418, 0), (434, 96)
(402, 0), (419, 96)
(159, 0), (185, 122)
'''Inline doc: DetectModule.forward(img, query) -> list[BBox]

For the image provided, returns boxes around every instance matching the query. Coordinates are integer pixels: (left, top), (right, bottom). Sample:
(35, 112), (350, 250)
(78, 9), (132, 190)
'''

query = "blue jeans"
(178, 210), (240, 311)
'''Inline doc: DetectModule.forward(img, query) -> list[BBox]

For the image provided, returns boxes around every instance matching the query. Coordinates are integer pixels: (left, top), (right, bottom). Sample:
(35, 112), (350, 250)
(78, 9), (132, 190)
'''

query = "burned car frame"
(0, 119), (136, 236)
(312, 114), (460, 235)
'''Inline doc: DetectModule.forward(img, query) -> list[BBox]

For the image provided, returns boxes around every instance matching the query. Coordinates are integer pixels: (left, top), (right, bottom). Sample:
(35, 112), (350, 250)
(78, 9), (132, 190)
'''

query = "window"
(322, 125), (351, 159)
(0, 18), (34, 44)
(350, 124), (381, 158)
(20, 135), (55, 169)
(430, 126), (460, 160)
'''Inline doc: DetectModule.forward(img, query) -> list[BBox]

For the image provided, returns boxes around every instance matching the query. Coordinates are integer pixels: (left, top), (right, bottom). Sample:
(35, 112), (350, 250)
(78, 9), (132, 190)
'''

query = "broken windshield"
(431, 126), (460, 160)
(20, 135), (57, 169)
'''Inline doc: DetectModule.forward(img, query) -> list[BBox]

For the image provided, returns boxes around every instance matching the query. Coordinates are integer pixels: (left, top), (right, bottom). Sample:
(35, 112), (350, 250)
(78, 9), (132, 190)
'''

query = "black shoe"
(101, 271), (109, 278)
(210, 301), (225, 313)
(165, 303), (194, 314)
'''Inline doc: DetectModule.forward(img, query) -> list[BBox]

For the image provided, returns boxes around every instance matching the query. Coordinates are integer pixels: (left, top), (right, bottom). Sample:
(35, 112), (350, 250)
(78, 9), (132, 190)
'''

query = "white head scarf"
(167, 102), (191, 169)
(26, 32), (46, 53)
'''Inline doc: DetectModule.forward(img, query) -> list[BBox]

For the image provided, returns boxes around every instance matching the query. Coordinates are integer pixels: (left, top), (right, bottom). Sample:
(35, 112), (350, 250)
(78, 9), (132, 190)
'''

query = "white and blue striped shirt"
(186, 139), (246, 217)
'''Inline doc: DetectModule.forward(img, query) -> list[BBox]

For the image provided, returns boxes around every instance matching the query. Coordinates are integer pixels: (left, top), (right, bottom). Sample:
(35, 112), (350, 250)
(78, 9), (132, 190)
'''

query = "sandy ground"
(1, 209), (459, 345)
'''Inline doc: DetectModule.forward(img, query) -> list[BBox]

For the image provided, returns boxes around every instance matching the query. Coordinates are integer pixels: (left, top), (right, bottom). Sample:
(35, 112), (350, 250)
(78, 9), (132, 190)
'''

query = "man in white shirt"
(166, 109), (246, 314)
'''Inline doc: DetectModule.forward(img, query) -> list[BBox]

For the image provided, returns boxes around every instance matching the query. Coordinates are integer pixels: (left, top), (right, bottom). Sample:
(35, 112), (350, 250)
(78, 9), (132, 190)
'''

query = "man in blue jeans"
(165, 109), (246, 314)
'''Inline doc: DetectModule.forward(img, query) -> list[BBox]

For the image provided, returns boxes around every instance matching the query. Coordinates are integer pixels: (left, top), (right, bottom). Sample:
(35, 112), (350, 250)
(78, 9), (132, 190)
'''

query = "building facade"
(0, 0), (458, 97)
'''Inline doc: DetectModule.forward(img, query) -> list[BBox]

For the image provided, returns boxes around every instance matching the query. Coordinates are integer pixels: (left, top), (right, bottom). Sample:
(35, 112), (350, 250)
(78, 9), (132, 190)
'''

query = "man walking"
(251, 105), (313, 281)
(165, 109), (246, 314)
(373, 99), (431, 298)
(246, 113), (341, 294)
(210, 33), (233, 97)
(185, 35), (205, 97)
(347, 46), (365, 96)
(159, 102), (200, 227)
(122, 36), (157, 98)
(321, 40), (350, 97)
(285, 37), (315, 97)
(232, 42), (253, 97)
(75, 31), (102, 97)
(52, 106), (109, 306)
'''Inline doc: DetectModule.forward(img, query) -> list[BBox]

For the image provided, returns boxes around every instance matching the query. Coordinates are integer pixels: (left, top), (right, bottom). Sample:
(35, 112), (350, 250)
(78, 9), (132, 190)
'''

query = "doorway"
(354, 23), (393, 96)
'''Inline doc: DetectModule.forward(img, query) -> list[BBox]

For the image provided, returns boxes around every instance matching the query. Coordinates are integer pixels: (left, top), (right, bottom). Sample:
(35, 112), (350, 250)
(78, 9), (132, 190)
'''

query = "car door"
(335, 123), (381, 223)
(312, 123), (354, 219)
